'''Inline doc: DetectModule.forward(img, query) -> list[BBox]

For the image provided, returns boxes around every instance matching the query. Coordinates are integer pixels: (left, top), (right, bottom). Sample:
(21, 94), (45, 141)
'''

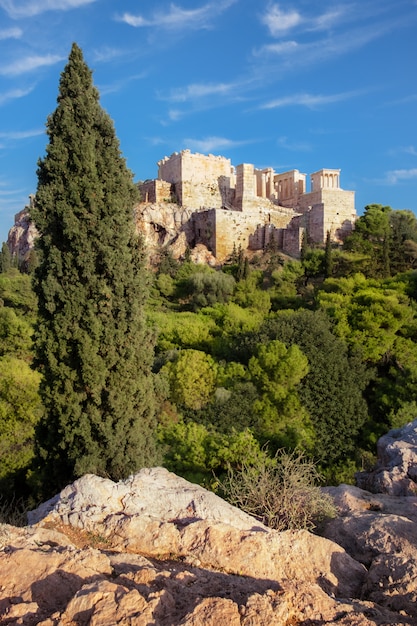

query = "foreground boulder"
(28, 468), (364, 599)
(3, 419), (417, 625)
(0, 468), (404, 625)
(356, 418), (417, 496)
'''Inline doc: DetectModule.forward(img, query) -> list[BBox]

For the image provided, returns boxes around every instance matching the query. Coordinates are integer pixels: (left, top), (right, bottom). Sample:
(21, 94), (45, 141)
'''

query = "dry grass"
(219, 449), (337, 532)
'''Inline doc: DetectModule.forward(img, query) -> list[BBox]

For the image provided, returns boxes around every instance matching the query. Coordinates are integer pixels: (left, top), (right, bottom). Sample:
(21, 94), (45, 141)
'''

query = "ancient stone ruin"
(138, 150), (357, 260)
(6, 150), (357, 265)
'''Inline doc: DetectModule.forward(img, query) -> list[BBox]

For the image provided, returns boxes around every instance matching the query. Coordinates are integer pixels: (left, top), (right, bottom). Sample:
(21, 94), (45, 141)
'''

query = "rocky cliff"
(6, 200), (217, 266)
(1, 419), (417, 625)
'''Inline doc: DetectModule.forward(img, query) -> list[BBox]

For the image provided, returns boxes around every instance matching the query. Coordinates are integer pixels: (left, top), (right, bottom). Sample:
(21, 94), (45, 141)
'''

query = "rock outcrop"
(6, 200), (38, 262)
(2, 420), (417, 625)
(356, 419), (417, 496)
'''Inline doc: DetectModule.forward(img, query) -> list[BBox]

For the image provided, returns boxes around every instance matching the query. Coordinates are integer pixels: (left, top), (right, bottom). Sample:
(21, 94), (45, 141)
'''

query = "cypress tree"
(324, 230), (333, 278)
(31, 43), (158, 496)
(0, 242), (11, 273)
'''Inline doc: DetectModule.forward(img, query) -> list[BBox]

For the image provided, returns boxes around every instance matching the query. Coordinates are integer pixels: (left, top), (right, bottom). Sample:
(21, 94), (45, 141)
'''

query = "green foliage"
(30, 44), (158, 497)
(151, 310), (217, 352)
(155, 273), (175, 298)
(248, 340), (313, 450)
(158, 415), (271, 483)
(0, 357), (42, 495)
(220, 449), (336, 531)
(259, 310), (370, 465)
(0, 307), (33, 359)
(184, 270), (235, 310)
(232, 271), (271, 314)
(0, 269), (37, 315)
(318, 274), (414, 362)
(324, 231), (333, 278)
(344, 205), (417, 277)
(0, 243), (11, 273)
(162, 349), (218, 410)
(302, 248), (324, 280)
(270, 260), (305, 310)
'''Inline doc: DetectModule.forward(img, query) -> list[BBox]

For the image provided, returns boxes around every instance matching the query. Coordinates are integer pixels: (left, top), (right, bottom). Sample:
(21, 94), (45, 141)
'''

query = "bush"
(220, 449), (336, 531)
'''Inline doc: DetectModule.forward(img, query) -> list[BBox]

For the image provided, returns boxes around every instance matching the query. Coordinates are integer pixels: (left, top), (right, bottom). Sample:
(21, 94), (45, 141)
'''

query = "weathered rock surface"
(356, 419), (417, 496)
(28, 468), (365, 599)
(6, 203), (38, 261)
(0, 522), (394, 626)
(3, 420), (417, 625)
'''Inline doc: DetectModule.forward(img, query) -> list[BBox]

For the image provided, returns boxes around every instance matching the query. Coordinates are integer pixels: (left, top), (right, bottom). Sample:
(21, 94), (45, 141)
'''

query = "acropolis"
(138, 150), (357, 261)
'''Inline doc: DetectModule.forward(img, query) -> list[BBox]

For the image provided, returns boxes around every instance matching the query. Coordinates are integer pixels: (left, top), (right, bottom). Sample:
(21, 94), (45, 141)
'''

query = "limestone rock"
(356, 418), (417, 496)
(28, 467), (365, 600)
(135, 202), (194, 252)
(6, 203), (38, 261)
(0, 523), (403, 626)
(322, 483), (417, 620)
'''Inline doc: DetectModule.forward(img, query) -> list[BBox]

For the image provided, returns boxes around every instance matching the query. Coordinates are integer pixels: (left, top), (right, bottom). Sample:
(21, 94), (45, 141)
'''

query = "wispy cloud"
(91, 46), (125, 64)
(387, 145), (417, 157)
(261, 90), (360, 110)
(0, 0), (96, 18)
(260, 3), (348, 37)
(98, 72), (147, 96)
(117, 0), (237, 32)
(0, 26), (22, 39)
(183, 136), (248, 153)
(163, 81), (236, 103)
(0, 54), (64, 76)
(0, 129), (44, 140)
(261, 4), (302, 35)
(0, 86), (35, 106)
(384, 168), (417, 184)
(254, 4), (409, 73)
(278, 136), (312, 152)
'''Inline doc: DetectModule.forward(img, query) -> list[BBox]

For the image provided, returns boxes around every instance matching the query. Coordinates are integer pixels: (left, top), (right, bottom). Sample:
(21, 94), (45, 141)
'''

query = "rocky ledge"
(1, 420), (417, 625)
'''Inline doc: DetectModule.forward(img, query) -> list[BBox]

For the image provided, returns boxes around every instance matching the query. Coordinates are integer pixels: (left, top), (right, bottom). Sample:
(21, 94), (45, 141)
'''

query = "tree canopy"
(30, 43), (158, 496)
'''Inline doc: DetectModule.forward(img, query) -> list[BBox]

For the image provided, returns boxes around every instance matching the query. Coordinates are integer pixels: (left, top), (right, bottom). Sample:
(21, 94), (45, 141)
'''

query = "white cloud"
(260, 3), (348, 37)
(0, 54), (64, 76)
(118, 0), (237, 32)
(0, 86), (34, 105)
(0, 26), (22, 39)
(261, 91), (359, 109)
(309, 7), (347, 31)
(0, 129), (44, 140)
(0, 0), (96, 18)
(385, 168), (417, 184)
(261, 4), (302, 36)
(164, 81), (235, 103)
(184, 136), (244, 153)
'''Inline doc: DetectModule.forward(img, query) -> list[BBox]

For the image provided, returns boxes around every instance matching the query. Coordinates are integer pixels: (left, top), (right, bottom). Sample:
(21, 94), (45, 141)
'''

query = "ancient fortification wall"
(138, 151), (357, 261)
(158, 150), (235, 209)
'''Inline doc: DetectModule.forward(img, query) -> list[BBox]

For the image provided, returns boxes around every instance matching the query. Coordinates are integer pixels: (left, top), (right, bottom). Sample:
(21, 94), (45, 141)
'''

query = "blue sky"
(0, 0), (416, 244)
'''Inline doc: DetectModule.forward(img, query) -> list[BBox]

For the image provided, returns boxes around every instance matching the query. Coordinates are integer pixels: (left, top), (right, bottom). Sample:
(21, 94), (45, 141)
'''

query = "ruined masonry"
(139, 149), (357, 260)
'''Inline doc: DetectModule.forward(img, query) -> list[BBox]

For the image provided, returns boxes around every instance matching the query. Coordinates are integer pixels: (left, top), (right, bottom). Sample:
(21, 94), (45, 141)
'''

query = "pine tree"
(31, 43), (158, 496)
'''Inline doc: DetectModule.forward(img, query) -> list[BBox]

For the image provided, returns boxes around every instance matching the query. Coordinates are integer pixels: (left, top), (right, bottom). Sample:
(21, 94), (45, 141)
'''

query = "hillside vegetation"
(1, 43), (417, 518)
(2, 201), (417, 504)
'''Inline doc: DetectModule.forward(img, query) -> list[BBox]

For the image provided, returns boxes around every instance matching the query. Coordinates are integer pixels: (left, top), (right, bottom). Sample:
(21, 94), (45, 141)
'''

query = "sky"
(0, 0), (416, 244)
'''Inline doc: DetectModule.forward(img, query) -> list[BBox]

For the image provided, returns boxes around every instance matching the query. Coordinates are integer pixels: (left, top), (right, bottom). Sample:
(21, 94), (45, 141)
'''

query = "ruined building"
(138, 150), (357, 261)
(7, 150), (357, 265)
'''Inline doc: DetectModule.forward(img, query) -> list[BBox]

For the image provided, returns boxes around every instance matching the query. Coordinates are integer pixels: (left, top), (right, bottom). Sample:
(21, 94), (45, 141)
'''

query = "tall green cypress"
(31, 43), (158, 496)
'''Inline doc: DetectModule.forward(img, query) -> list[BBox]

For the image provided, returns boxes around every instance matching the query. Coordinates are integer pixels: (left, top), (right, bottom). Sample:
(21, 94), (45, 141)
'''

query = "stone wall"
(158, 150), (234, 209)
(139, 179), (172, 204)
(137, 151), (357, 260)
(193, 207), (296, 261)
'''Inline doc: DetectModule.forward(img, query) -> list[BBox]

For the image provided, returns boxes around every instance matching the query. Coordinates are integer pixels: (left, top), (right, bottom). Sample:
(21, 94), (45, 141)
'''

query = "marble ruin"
(139, 150), (357, 260)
